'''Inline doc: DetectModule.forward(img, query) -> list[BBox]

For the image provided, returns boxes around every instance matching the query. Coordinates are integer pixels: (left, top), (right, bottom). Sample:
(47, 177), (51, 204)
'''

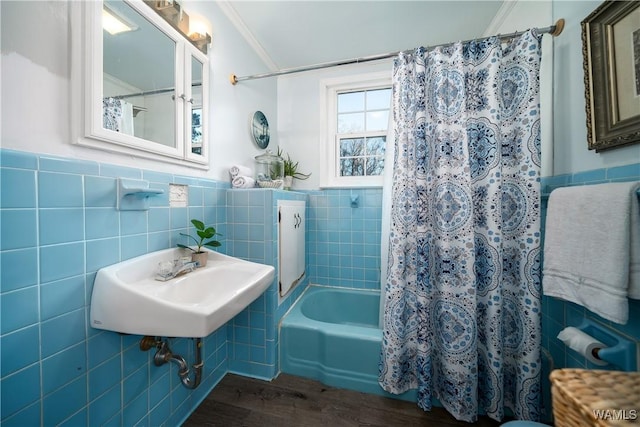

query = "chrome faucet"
(156, 260), (197, 281)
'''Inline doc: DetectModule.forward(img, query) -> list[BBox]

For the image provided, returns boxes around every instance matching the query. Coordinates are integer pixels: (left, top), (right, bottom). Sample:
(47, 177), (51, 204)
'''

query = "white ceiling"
(220, 1), (506, 72)
(103, 1), (507, 91)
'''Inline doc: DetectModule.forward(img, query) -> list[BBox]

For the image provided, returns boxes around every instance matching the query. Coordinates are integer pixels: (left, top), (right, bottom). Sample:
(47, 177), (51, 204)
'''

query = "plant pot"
(192, 251), (208, 268)
(283, 175), (293, 190)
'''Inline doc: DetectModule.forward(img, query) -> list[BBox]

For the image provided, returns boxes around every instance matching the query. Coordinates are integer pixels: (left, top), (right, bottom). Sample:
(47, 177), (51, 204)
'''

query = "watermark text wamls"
(593, 409), (638, 421)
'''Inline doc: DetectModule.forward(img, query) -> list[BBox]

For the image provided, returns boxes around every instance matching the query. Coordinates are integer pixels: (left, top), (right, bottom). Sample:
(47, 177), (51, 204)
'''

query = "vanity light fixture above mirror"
(143, 0), (212, 54)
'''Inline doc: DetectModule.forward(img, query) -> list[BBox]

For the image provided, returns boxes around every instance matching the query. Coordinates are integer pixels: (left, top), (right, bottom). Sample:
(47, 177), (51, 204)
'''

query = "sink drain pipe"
(140, 336), (203, 389)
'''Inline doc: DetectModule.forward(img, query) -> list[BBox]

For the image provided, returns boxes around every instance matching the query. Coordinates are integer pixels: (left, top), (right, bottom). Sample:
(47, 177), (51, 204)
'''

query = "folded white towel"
(542, 181), (640, 324)
(629, 186), (640, 299)
(231, 175), (255, 189)
(229, 165), (253, 179)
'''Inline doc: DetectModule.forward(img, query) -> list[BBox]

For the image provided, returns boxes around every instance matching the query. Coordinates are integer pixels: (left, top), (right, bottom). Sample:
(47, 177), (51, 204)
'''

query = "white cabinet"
(71, 0), (209, 168)
(278, 200), (306, 298)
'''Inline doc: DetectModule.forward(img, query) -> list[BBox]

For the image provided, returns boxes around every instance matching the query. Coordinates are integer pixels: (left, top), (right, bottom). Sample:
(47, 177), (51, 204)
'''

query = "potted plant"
(177, 219), (222, 267)
(277, 147), (310, 190)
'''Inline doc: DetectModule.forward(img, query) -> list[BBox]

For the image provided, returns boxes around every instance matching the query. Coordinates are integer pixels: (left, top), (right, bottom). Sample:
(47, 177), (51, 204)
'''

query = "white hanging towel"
(542, 181), (640, 324)
(102, 98), (134, 136)
(119, 101), (135, 136)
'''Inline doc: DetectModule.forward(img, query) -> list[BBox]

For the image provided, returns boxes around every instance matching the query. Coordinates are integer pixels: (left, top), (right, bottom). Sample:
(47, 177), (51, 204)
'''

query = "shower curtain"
(103, 97), (135, 135)
(379, 30), (543, 422)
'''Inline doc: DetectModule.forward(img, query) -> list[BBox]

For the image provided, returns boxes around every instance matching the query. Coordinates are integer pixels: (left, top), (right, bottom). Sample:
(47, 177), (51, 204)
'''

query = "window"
(337, 88), (390, 177)
(320, 72), (392, 188)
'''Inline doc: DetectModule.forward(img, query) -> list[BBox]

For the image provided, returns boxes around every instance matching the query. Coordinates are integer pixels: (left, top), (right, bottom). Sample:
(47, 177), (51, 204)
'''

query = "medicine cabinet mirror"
(72, 0), (209, 168)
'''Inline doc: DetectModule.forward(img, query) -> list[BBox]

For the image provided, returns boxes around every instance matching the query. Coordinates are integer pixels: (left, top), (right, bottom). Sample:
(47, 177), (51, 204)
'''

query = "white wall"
(552, 0), (640, 175)
(482, 1), (640, 177)
(276, 0), (640, 190)
(276, 62), (390, 190)
(0, 1), (276, 182)
(5, 1), (636, 183)
(276, 0), (569, 190)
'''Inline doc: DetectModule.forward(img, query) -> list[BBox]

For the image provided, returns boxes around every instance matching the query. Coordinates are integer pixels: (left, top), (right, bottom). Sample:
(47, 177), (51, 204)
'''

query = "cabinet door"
(295, 207), (305, 283)
(97, 1), (182, 156)
(278, 201), (306, 297)
(102, 1), (178, 149)
(73, 0), (209, 168)
(185, 48), (209, 164)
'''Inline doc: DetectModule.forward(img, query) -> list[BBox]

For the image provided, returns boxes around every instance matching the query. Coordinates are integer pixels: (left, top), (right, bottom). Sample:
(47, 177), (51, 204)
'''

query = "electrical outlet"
(169, 184), (188, 207)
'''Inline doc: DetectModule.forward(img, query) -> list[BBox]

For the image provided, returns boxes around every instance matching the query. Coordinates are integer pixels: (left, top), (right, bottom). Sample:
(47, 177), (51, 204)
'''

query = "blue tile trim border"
(542, 163), (640, 193)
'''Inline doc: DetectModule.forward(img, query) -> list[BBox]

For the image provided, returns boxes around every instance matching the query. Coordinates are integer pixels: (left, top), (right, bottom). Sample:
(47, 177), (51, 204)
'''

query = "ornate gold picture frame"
(582, 0), (640, 151)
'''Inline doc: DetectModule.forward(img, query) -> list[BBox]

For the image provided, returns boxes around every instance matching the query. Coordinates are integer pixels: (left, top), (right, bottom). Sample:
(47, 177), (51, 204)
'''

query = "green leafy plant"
(277, 147), (311, 180)
(177, 219), (221, 253)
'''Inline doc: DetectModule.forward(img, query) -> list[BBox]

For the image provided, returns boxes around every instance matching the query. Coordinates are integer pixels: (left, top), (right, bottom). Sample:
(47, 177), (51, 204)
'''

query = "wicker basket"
(257, 179), (283, 189)
(550, 369), (640, 426)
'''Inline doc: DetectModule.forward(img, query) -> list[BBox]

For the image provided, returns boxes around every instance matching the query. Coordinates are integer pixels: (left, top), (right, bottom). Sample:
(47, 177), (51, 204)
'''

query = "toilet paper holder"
(564, 319), (637, 371)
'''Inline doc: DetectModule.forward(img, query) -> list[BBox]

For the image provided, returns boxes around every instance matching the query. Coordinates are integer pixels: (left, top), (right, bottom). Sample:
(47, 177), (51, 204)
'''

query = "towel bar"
(542, 188), (640, 201)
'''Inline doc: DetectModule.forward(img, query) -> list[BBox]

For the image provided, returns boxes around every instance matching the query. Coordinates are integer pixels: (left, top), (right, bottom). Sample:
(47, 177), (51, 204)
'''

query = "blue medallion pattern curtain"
(379, 30), (543, 422)
(103, 97), (123, 132)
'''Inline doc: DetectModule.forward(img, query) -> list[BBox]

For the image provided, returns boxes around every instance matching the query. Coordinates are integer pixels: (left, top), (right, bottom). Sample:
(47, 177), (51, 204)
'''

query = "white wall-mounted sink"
(90, 248), (275, 337)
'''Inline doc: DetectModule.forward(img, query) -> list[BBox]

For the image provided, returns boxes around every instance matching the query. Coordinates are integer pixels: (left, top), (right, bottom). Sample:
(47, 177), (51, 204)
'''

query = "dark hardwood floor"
(183, 373), (505, 426)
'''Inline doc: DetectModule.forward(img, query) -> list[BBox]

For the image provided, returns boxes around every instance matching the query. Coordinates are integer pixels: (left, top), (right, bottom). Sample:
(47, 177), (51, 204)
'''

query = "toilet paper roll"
(557, 327), (608, 366)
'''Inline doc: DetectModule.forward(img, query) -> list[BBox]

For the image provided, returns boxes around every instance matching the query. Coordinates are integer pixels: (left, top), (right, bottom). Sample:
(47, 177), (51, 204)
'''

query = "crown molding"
(483, 0), (519, 37)
(217, 0), (279, 72)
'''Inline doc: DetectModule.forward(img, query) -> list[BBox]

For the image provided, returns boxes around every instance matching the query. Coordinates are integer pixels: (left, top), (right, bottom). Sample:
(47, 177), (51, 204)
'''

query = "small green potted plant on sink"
(177, 219), (222, 267)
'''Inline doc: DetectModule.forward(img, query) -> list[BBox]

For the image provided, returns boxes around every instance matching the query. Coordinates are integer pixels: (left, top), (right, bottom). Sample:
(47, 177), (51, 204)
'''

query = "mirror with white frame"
(190, 55), (204, 155)
(73, 0), (209, 168)
(103, 0), (176, 147)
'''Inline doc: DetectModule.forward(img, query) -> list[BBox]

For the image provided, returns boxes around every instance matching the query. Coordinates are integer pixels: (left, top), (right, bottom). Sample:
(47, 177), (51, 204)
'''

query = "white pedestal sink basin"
(90, 248), (275, 337)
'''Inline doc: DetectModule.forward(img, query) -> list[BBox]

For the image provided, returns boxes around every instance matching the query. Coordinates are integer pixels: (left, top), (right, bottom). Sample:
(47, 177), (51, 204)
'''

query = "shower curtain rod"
(114, 87), (174, 100)
(112, 83), (203, 100)
(230, 18), (565, 85)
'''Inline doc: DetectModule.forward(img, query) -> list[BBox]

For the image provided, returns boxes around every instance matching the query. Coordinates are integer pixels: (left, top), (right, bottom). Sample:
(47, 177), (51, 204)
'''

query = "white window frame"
(319, 72), (391, 188)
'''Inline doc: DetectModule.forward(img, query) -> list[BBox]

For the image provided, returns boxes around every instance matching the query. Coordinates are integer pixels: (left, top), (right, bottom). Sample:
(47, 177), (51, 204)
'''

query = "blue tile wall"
(0, 149), (230, 426)
(11, 147), (617, 424)
(225, 188), (309, 379)
(307, 188), (383, 290)
(1, 149), (333, 426)
(209, 186), (384, 384)
(539, 162), (640, 421)
(2, 141), (630, 423)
